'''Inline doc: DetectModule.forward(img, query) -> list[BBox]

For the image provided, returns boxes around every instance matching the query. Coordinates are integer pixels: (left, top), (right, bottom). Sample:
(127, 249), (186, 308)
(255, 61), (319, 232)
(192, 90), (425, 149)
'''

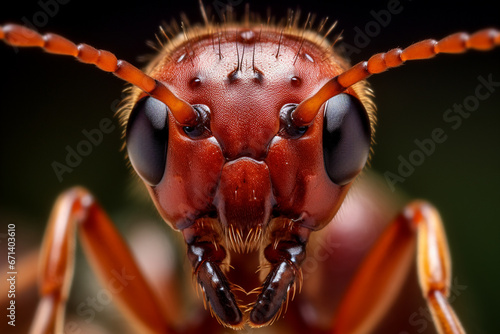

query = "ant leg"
(413, 202), (465, 334)
(331, 201), (464, 334)
(29, 187), (176, 334)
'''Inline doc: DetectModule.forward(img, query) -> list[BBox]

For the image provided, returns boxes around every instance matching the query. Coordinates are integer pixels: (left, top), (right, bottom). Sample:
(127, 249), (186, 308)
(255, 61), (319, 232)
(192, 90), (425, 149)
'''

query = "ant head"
(124, 24), (374, 234)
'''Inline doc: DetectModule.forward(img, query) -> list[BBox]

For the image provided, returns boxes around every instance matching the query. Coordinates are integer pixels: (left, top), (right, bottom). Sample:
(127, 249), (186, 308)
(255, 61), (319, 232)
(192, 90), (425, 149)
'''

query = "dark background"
(1, 0), (499, 333)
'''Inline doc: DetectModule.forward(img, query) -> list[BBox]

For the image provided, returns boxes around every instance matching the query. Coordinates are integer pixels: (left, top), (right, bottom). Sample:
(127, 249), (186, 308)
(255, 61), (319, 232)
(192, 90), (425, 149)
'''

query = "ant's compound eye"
(126, 97), (168, 186)
(323, 94), (371, 185)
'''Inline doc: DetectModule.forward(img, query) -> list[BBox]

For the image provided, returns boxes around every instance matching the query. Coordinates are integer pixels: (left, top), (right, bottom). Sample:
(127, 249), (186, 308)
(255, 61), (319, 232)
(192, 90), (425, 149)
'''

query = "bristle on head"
(226, 225), (263, 253)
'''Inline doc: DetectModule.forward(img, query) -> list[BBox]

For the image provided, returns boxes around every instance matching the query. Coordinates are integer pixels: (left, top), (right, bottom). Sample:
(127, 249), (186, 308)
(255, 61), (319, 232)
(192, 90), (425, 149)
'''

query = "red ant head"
(125, 26), (373, 246)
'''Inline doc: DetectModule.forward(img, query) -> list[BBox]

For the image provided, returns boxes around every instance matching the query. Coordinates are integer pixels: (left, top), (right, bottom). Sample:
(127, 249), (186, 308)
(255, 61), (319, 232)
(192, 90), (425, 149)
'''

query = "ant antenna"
(292, 28), (500, 126)
(0, 24), (198, 126)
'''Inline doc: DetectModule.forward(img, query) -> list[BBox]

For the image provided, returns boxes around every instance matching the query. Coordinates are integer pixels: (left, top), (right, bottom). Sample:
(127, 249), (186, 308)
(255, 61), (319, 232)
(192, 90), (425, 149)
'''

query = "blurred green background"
(0, 0), (499, 333)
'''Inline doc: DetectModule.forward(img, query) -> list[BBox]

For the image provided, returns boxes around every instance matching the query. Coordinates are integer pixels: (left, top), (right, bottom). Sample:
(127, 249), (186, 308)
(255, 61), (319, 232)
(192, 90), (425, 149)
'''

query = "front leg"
(331, 201), (465, 334)
(30, 187), (175, 334)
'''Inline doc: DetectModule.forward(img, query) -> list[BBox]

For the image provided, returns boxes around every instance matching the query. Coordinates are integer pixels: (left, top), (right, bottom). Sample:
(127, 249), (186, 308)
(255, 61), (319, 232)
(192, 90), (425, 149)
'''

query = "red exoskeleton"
(1, 2), (499, 334)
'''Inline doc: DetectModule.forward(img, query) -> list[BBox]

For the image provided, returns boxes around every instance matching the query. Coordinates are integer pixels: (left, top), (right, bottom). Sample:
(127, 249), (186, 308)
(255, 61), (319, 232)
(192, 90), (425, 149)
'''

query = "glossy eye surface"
(126, 97), (169, 186)
(322, 93), (371, 185)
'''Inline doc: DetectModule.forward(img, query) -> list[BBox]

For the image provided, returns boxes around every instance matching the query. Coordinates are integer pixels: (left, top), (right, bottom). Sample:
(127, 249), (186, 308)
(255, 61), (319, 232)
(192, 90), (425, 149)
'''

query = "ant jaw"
(182, 215), (311, 329)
